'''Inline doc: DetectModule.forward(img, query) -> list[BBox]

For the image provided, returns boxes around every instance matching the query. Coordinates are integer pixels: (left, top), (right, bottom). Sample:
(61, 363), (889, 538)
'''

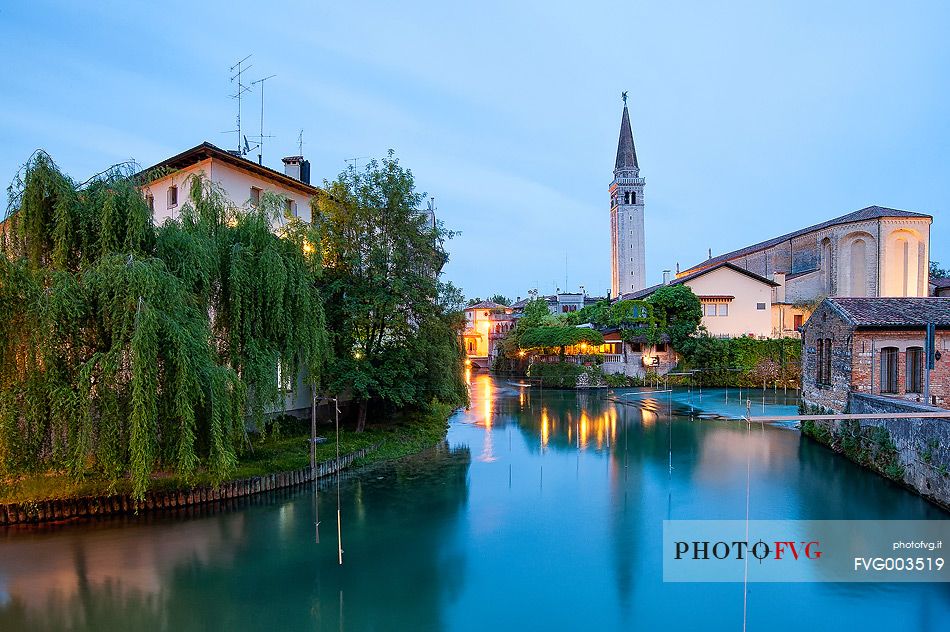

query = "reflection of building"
(463, 301), (515, 370)
(802, 297), (950, 411)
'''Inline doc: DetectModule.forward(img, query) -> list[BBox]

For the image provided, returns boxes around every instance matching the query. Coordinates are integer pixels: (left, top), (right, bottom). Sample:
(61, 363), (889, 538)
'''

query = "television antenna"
(229, 55), (253, 154)
(250, 73), (276, 165)
(345, 156), (370, 170)
(297, 130), (304, 156)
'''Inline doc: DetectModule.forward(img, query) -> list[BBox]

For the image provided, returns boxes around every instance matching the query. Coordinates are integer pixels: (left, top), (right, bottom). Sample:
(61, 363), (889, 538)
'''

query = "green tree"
(518, 326), (605, 358)
(930, 261), (949, 279)
(486, 293), (513, 306)
(647, 284), (702, 350)
(318, 151), (464, 431)
(0, 153), (327, 497)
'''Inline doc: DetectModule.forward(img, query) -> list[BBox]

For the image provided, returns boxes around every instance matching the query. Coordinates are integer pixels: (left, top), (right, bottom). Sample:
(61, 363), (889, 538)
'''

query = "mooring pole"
(334, 397), (343, 565)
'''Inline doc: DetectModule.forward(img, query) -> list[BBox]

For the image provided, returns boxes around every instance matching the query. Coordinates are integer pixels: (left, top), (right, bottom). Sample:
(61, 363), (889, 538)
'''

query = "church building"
(609, 99), (646, 297)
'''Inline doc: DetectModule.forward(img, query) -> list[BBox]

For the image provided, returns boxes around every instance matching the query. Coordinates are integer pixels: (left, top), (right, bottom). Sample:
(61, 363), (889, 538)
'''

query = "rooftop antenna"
(345, 156), (370, 170)
(564, 252), (568, 291)
(229, 55), (253, 154)
(297, 129), (304, 156)
(250, 74), (276, 165)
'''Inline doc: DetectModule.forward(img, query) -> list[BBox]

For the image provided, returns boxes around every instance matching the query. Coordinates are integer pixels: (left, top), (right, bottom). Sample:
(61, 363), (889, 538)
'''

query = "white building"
(137, 142), (321, 416)
(609, 100), (646, 297)
(139, 142), (318, 225)
(623, 262), (780, 339)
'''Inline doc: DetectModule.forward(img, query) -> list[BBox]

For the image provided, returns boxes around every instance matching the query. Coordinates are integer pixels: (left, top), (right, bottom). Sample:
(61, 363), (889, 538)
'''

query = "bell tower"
(610, 93), (646, 296)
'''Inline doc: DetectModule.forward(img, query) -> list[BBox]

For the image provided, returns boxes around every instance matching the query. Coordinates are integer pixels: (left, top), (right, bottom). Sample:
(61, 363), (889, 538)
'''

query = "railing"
(602, 354), (624, 363)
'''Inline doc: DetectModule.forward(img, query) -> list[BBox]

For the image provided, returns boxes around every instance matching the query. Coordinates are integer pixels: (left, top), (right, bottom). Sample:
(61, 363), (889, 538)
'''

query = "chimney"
(772, 272), (786, 303)
(282, 156), (311, 184)
(663, 270), (671, 285)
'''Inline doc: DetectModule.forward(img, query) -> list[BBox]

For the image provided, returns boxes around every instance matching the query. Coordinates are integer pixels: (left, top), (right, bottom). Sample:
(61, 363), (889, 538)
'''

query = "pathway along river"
(1, 375), (948, 630)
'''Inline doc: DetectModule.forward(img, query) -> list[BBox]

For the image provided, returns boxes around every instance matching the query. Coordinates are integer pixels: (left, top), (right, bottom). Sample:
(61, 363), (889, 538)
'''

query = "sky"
(2, 1), (948, 301)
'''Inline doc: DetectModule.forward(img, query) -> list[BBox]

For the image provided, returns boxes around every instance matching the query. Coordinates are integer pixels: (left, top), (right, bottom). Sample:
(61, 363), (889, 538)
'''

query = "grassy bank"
(0, 402), (457, 505)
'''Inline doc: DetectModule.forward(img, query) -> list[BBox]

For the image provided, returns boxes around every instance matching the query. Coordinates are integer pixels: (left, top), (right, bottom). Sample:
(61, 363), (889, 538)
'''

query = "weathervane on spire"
(621, 90), (628, 106)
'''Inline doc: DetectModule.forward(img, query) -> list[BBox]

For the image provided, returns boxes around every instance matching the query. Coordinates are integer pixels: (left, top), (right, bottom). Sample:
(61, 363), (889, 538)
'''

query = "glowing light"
(518, 350), (526, 357)
(541, 409), (550, 448)
(302, 241), (315, 255)
(579, 412), (589, 449)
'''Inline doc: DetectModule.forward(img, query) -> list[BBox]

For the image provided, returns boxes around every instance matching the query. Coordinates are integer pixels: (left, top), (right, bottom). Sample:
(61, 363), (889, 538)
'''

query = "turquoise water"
(0, 375), (947, 630)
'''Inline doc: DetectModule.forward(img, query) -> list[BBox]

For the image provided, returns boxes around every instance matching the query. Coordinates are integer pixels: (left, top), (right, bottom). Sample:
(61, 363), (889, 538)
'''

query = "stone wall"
(805, 394), (950, 510)
(0, 444), (379, 527)
(801, 302), (854, 412)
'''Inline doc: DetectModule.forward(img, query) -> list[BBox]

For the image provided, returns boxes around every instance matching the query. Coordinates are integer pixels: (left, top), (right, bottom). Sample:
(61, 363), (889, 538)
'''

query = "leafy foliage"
(317, 150), (467, 431)
(467, 294), (512, 306)
(677, 335), (801, 386)
(930, 261), (949, 279)
(647, 284), (702, 349)
(0, 153), (327, 497)
(518, 326), (605, 350)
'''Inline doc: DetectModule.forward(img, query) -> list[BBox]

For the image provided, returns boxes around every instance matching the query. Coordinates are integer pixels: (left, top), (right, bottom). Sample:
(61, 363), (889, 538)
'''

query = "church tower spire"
(610, 95), (646, 297)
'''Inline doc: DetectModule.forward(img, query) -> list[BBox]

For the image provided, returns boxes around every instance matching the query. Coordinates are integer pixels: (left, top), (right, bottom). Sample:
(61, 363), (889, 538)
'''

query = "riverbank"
(0, 402), (456, 524)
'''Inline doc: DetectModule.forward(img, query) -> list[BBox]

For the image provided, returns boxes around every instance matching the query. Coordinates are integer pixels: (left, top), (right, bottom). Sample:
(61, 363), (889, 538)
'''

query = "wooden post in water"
(335, 397), (343, 565)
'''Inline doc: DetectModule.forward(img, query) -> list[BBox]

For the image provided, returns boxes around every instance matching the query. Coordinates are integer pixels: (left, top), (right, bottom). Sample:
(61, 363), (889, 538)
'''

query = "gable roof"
(931, 277), (950, 290)
(825, 297), (950, 328)
(619, 261), (778, 301)
(681, 206), (931, 275)
(136, 142), (322, 198)
(466, 301), (509, 310)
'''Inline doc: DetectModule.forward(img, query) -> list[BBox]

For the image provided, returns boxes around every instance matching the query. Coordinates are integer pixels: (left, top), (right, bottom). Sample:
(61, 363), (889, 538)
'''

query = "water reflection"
(0, 443), (471, 631)
(1, 377), (948, 631)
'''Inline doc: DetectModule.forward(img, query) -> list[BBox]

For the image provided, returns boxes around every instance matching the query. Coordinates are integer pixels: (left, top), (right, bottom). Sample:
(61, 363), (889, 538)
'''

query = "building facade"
(680, 206), (933, 302)
(801, 297), (950, 412)
(609, 103), (646, 297)
(622, 262), (781, 339)
(463, 301), (515, 370)
(138, 142), (318, 225)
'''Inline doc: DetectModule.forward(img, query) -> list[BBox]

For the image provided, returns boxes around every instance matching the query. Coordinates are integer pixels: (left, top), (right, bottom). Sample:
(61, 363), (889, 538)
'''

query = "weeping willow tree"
(0, 152), (327, 497)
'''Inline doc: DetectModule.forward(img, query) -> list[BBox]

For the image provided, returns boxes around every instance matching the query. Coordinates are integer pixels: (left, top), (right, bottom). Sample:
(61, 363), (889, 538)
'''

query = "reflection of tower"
(609, 98), (646, 296)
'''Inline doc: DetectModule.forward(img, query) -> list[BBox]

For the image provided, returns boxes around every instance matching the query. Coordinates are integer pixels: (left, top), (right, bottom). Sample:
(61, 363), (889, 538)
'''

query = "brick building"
(802, 297), (950, 411)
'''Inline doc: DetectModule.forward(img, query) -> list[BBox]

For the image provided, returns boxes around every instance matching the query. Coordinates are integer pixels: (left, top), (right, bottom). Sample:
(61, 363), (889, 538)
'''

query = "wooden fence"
(0, 444), (380, 527)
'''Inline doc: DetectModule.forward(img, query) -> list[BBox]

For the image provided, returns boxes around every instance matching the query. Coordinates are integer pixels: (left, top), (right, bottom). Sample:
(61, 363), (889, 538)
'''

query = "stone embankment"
(804, 393), (950, 511)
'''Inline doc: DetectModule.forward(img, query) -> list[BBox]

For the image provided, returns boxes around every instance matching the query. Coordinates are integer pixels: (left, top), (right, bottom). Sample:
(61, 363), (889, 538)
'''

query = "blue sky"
(2, 1), (948, 300)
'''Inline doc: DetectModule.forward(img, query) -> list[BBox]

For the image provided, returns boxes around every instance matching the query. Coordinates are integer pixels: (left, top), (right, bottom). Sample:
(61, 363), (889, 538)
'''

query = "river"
(0, 374), (947, 631)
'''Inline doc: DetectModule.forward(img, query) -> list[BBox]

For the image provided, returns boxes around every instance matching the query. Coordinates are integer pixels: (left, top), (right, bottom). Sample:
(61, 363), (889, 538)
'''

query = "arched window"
(849, 239), (867, 296)
(630, 191), (636, 204)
